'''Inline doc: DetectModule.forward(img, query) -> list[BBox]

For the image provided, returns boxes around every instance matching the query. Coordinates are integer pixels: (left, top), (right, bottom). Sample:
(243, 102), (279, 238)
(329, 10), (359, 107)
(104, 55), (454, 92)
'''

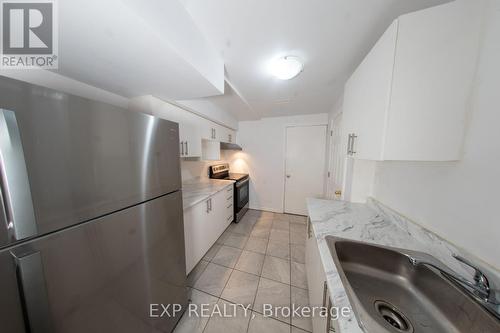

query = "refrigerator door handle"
(0, 109), (37, 243)
(11, 250), (53, 333)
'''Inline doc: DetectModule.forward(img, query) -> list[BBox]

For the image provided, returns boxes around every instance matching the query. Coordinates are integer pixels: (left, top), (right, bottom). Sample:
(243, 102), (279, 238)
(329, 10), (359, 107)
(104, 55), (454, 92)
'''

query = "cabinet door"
(343, 20), (397, 160)
(179, 123), (202, 158)
(384, 0), (483, 161)
(305, 223), (329, 333)
(202, 139), (221, 160)
(184, 198), (212, 273)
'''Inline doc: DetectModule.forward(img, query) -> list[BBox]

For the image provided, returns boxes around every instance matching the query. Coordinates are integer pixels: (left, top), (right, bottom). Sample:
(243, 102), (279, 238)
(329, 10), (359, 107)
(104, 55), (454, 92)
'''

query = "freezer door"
(0, 77), (181, 248)
(0, 191), (187, 333)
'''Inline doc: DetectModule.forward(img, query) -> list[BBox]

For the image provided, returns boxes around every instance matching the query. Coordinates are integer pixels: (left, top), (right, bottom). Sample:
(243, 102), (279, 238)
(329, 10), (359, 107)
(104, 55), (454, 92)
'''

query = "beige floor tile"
(261, 256), (290, 284)
(290, 231), (306, 245)
(231, 220), (256, 235)
(173, 289), (217, 333)
(291, 262), (308, 290)
(223, 234), (249, 249)
(269, 229), (289, 243)
(235, 250), (265, 275)
(187, 260), (209, 287)
(194, 263), (232, 297)
(253, 277), (291, 324)
(272, 220), (290, 232)
(290, 223), (306, 234)
(203, 300), (252, 333)
(212, 246), (242, 268)
(216, 230), (232, 245)
(245, 237), (269, 254)
(289, 215), (307, 224)
(248, 312), (290, 333)
(266, 240), (290, 260)
(221, 270), (260, 306)
(290, 244), (305, 264)
(250, 225), (271, 239)
(273, 213), (291, 222)
(291, 326), (309, 333)
(291, 287), (313, 332)
(203, 244), (222, 261)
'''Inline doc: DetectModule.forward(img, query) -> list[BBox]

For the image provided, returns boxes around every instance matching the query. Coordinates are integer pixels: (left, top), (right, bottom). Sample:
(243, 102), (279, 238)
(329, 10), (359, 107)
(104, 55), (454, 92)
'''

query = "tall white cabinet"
(343, 0), (483, 161)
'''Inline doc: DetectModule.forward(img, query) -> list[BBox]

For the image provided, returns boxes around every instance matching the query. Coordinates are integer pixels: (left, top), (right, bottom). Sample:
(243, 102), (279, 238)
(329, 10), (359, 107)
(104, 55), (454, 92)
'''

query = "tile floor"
(175, 209), (312, 333)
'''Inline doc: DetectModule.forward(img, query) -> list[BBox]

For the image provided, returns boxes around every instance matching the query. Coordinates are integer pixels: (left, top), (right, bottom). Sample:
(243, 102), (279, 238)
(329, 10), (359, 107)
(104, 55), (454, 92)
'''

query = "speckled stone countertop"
(306, 197), (500, 333)
(182, 178), (234, 210)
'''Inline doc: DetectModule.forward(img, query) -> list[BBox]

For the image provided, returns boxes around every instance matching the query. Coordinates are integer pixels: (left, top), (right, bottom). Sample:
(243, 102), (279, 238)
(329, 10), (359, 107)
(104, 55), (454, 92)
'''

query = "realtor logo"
(1, 0), (58, 68)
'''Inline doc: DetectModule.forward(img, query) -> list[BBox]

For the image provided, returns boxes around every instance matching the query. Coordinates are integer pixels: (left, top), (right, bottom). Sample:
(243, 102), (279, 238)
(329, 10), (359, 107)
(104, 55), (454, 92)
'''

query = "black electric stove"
(209, 164), (249, 223)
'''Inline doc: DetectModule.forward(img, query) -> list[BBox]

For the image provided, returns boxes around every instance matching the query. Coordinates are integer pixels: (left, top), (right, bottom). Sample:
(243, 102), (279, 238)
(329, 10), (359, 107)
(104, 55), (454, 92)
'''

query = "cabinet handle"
(11, 250), (53, 333)
(346, 134), (352, 155)
(180, 141), (184, 155)
(209, 198), (212, 211)
(307, 217), (312, 239)
(326, 296), (334, 332)
(185, 142), (188, 155)
(227, 215), (233, 222)
(0, 110), (37, 242)
(206, 200), (210, 213)
(351, 134), (357, 155)
(214, 128), (216, 139)
(227, 196), (232, 200)
(227, 203), (232, 209)
(322, 281), (328, 308)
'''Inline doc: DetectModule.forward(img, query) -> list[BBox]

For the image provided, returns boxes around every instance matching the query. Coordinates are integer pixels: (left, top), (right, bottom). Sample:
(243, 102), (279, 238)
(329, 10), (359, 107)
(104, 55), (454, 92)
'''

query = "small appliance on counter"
(209, 163), (249, 223)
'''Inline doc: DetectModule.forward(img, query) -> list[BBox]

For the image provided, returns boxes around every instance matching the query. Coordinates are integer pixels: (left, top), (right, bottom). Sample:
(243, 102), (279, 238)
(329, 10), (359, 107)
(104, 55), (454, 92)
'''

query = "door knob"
(286, 174), (291, 178)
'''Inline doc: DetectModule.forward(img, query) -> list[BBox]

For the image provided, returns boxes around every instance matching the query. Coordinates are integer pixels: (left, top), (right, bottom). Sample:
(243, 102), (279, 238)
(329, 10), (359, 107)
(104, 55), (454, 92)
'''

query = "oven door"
(235, 177), (249, 221)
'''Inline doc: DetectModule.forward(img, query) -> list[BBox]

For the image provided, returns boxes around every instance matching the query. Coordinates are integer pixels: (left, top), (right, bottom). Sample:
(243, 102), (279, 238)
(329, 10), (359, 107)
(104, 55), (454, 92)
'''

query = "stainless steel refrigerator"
(0, 76), (187, 333)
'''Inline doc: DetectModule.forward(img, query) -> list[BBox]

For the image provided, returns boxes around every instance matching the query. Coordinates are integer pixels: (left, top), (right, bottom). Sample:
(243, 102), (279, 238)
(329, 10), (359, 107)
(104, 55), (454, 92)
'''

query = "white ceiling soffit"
(55, 0), (224, 100)
(176, 80), (260, 121)
(180, 0), (451, 119)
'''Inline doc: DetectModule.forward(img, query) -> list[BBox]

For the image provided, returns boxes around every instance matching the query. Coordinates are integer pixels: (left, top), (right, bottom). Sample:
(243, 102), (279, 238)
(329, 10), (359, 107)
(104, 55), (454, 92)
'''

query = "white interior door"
(326, 114), (345, 199)
(284, 125), (327, 215)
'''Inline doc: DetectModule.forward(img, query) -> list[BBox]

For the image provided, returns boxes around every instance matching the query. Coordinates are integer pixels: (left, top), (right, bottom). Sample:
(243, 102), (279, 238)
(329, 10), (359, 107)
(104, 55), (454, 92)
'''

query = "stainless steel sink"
(326, 236), (500, 333)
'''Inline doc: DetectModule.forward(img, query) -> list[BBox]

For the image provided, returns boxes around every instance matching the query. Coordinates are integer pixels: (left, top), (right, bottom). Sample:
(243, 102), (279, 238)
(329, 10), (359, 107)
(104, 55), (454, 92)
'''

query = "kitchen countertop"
(306, 197), (500, 333)
(182, 178), (234, 210)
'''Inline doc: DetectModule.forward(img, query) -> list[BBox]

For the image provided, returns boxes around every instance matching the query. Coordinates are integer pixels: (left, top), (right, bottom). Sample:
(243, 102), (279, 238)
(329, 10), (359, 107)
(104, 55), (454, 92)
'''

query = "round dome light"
(269, 56), (303, 80)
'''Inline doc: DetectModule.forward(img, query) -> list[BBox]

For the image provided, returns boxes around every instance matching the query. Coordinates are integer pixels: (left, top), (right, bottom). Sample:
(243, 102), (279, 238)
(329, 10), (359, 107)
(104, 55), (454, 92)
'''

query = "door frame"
(326, 112), (345, 200)
(282, 124), (328, 215)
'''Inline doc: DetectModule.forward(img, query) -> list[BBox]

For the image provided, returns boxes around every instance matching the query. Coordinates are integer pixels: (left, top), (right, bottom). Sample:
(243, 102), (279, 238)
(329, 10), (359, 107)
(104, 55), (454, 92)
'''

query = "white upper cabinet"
(343, 0), (483, 161)
(129, 95), (237, 159)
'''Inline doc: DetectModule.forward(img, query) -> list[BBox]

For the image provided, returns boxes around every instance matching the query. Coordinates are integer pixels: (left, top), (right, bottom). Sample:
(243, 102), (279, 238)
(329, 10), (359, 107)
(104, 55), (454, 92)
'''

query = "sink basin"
(326, 236), (500, 333)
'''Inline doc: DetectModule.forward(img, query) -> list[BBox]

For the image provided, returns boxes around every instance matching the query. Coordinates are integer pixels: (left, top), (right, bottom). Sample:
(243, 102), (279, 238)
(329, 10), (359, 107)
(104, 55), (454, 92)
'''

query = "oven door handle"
(235, 178), (249, 188)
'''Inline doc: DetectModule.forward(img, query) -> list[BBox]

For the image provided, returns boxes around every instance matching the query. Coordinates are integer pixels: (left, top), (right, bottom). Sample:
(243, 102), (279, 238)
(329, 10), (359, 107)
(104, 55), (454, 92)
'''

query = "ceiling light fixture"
(269, 56), (303, 80)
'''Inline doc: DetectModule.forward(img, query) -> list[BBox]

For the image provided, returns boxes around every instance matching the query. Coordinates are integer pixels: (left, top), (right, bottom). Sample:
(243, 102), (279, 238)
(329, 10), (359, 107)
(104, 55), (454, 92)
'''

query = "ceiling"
(179, 0), (451, 120)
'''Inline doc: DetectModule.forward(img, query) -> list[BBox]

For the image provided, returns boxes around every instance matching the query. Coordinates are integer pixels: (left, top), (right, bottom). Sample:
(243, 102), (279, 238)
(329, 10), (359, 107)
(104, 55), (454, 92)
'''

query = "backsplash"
(180, 150), (241, 181)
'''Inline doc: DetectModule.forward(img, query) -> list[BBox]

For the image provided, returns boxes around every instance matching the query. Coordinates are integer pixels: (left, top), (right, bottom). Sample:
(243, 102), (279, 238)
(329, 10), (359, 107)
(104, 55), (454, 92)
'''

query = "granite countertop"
(182, 178), (234, 210)
(306, 197), (500, 333)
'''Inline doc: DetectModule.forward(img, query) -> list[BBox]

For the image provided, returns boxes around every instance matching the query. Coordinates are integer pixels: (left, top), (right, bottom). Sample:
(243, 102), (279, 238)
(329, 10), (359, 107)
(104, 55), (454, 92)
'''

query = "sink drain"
(374, 301), (414, 332)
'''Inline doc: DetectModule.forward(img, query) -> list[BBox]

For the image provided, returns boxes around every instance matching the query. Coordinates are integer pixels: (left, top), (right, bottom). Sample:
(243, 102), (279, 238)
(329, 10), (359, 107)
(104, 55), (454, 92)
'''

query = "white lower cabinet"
(184, 185), (233, 273)
(306, 219), (339, 333)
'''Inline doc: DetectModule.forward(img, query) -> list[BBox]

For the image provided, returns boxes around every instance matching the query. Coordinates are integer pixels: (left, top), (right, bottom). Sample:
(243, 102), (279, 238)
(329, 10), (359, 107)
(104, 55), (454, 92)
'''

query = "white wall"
(228, 114), (329, 213)
(372, 0), (500, 269)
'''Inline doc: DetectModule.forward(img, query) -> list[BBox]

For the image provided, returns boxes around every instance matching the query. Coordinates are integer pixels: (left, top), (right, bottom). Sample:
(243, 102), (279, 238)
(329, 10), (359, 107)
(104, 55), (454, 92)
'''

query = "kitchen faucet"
(408, 253), (500, 320)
